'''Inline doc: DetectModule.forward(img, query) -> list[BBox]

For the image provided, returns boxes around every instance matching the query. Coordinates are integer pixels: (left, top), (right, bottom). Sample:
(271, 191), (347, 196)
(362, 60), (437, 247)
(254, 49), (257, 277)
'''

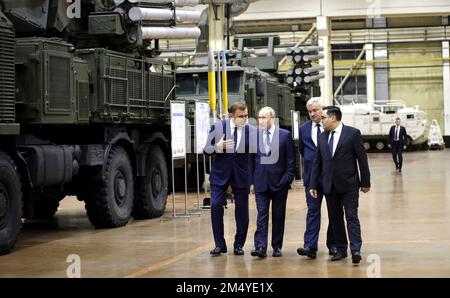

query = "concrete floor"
(1, 150), (450, 277)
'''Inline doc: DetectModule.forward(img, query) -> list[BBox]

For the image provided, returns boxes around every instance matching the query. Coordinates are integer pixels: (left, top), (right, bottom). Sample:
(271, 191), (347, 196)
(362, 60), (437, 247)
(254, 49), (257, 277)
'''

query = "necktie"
(316, 123), (321, 145)
(233, 126), (238, 152)
(265, 130), (271, 153)
(328, 131), (335, 157)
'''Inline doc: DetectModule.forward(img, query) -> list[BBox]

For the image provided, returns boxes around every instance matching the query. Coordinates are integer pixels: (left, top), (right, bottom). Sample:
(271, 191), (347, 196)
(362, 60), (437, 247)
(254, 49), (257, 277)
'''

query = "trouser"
(325, 189), (362, 253)
(391, 141), (403, 169)
(304, 187), (335, 251)
(254, 188), (289, 250)
(210, 183), (249, 249)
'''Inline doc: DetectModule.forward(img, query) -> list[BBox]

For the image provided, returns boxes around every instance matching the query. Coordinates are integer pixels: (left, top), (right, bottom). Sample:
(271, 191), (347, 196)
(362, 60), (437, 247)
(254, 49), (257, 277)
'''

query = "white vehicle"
(339, 101), (429, 151)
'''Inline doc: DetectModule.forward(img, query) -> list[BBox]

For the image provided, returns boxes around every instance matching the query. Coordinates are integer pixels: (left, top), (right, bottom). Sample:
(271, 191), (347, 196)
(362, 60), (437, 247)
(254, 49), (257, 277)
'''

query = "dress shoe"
(331, 251), (347, 261)
(210, 246), (227, 256)
(398, 168), (402, 173)
(328, 247), (338, 256)
(297, 247), (317, 259)
(233, 247), (244, 255)
(272, 248), (282, 257)
(352, 252), (362, 264)
(251, 248), (266, 259)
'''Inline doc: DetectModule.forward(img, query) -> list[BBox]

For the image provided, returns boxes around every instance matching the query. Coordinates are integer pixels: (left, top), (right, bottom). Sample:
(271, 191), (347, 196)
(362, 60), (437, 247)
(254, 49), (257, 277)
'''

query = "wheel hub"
(114, 172), (127, 206)
(151, 169), (162, 197)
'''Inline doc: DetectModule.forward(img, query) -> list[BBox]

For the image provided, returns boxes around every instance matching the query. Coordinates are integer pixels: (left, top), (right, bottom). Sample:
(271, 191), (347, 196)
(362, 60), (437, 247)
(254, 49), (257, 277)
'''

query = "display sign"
(291, 110), (300, 140)
(195, 101), (210, 154)
(170, 101), (186, 158)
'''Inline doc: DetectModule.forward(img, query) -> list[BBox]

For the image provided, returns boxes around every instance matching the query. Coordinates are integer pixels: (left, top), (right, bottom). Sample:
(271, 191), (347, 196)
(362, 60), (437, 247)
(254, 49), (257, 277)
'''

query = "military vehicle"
(339, 102), (429, 151)
(177, 65), (294, 128)
(0, 0), (203, 255)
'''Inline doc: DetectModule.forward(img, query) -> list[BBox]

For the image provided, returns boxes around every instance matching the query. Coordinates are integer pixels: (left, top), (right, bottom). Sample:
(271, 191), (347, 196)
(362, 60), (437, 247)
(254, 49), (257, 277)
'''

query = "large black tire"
(132, 145), (168, 219)
(84, 147), (134, 228)
(31, 189), (64, 219)
(0, 152), (23, 255)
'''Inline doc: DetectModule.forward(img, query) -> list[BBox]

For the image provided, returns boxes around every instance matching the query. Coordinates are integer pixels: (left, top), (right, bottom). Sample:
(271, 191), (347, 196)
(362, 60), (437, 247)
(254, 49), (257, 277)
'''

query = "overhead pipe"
(141, 26), (201, 39)
(129, 7), (201, 23)
(126, 0), (201, 6)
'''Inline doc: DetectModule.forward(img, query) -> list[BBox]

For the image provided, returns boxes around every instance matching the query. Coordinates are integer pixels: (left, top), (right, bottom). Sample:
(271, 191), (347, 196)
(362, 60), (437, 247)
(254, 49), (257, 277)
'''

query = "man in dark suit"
(310, 106), (371, 265)
(388, 117), (407, 172)
(250, 107), (295, 259)
(204, 102), (256, 256)
(297, 97), (335, 259)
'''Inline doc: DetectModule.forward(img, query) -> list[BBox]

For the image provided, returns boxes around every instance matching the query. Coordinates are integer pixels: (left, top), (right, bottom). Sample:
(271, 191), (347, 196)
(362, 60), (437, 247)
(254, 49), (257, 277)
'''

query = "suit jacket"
(299, 120), (319, 188)
(253, 127), (296, 193)
(204, 119), (256, 189)
(310, 124), (371, 194)
(388, 125), (407, 146)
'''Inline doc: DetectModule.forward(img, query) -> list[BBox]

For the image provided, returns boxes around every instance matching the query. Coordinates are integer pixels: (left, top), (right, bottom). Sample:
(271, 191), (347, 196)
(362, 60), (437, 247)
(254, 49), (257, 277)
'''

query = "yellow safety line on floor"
(124, 243), (212, 278)
(124, 200), (307, 278)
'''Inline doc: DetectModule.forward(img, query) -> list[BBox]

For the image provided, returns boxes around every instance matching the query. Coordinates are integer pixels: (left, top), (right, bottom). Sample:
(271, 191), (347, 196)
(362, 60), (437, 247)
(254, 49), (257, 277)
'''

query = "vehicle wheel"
(31, 189), (65, 219)
(84, 147), (134, 228)
(133, 146), (168, 219)
(363, 142), (371, 151)
(0, 151), (23, 255)
(375, 141), (385, 151)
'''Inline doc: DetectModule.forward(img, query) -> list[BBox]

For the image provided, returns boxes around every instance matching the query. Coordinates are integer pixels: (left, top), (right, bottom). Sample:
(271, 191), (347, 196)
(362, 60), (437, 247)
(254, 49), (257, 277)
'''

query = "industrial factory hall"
(1, 0), (450, 281)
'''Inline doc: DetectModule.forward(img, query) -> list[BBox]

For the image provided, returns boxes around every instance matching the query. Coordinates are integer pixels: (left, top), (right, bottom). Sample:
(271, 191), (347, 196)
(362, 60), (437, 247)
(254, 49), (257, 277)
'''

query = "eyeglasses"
(257, 116), (271, 120)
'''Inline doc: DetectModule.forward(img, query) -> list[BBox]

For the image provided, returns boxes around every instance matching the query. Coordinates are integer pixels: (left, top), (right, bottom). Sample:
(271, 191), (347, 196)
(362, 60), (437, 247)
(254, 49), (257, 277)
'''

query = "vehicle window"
(227, 72), (241, 94)
(177, 75), (197, 95)
(198, 73), (209, 95)
(198, 71), (242, 95)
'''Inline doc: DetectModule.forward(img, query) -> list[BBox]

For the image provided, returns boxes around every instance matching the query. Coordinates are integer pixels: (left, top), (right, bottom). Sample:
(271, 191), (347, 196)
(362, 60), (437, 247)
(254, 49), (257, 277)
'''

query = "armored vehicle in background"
(339, 102), (429, 151)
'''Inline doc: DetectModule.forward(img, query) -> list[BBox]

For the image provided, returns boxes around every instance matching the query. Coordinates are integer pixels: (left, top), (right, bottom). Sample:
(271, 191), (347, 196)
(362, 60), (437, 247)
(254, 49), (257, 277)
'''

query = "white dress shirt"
(311, 121), (324, 146)
(263, 125), (275, 152)
(230, 120), (243, 149)
(394, 125), (400, 141)
(328, 122), (343, 157)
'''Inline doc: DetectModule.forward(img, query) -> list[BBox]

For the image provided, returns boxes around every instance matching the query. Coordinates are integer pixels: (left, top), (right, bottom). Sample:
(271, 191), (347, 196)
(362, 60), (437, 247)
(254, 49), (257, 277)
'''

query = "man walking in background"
(388, 117), (407, 173)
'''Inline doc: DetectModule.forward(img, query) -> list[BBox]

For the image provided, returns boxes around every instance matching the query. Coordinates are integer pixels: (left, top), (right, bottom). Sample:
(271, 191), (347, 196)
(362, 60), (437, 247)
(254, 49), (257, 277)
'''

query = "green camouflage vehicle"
(0, 0), (184, 255)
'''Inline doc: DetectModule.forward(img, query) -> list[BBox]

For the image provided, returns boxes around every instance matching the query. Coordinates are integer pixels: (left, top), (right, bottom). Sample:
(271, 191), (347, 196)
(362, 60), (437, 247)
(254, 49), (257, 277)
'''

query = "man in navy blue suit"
(204, 102), (256, 256)
(388, 117), (408, 173)
(297, 97), (335, 259)
(310, 106), (371, 265)
(250, 107), (295, 259)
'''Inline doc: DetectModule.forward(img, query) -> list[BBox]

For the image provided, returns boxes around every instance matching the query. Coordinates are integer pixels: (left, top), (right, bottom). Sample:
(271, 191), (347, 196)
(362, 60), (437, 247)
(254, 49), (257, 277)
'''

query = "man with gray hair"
(297, 97), (336, 259)
(251, 107), (295, 258)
